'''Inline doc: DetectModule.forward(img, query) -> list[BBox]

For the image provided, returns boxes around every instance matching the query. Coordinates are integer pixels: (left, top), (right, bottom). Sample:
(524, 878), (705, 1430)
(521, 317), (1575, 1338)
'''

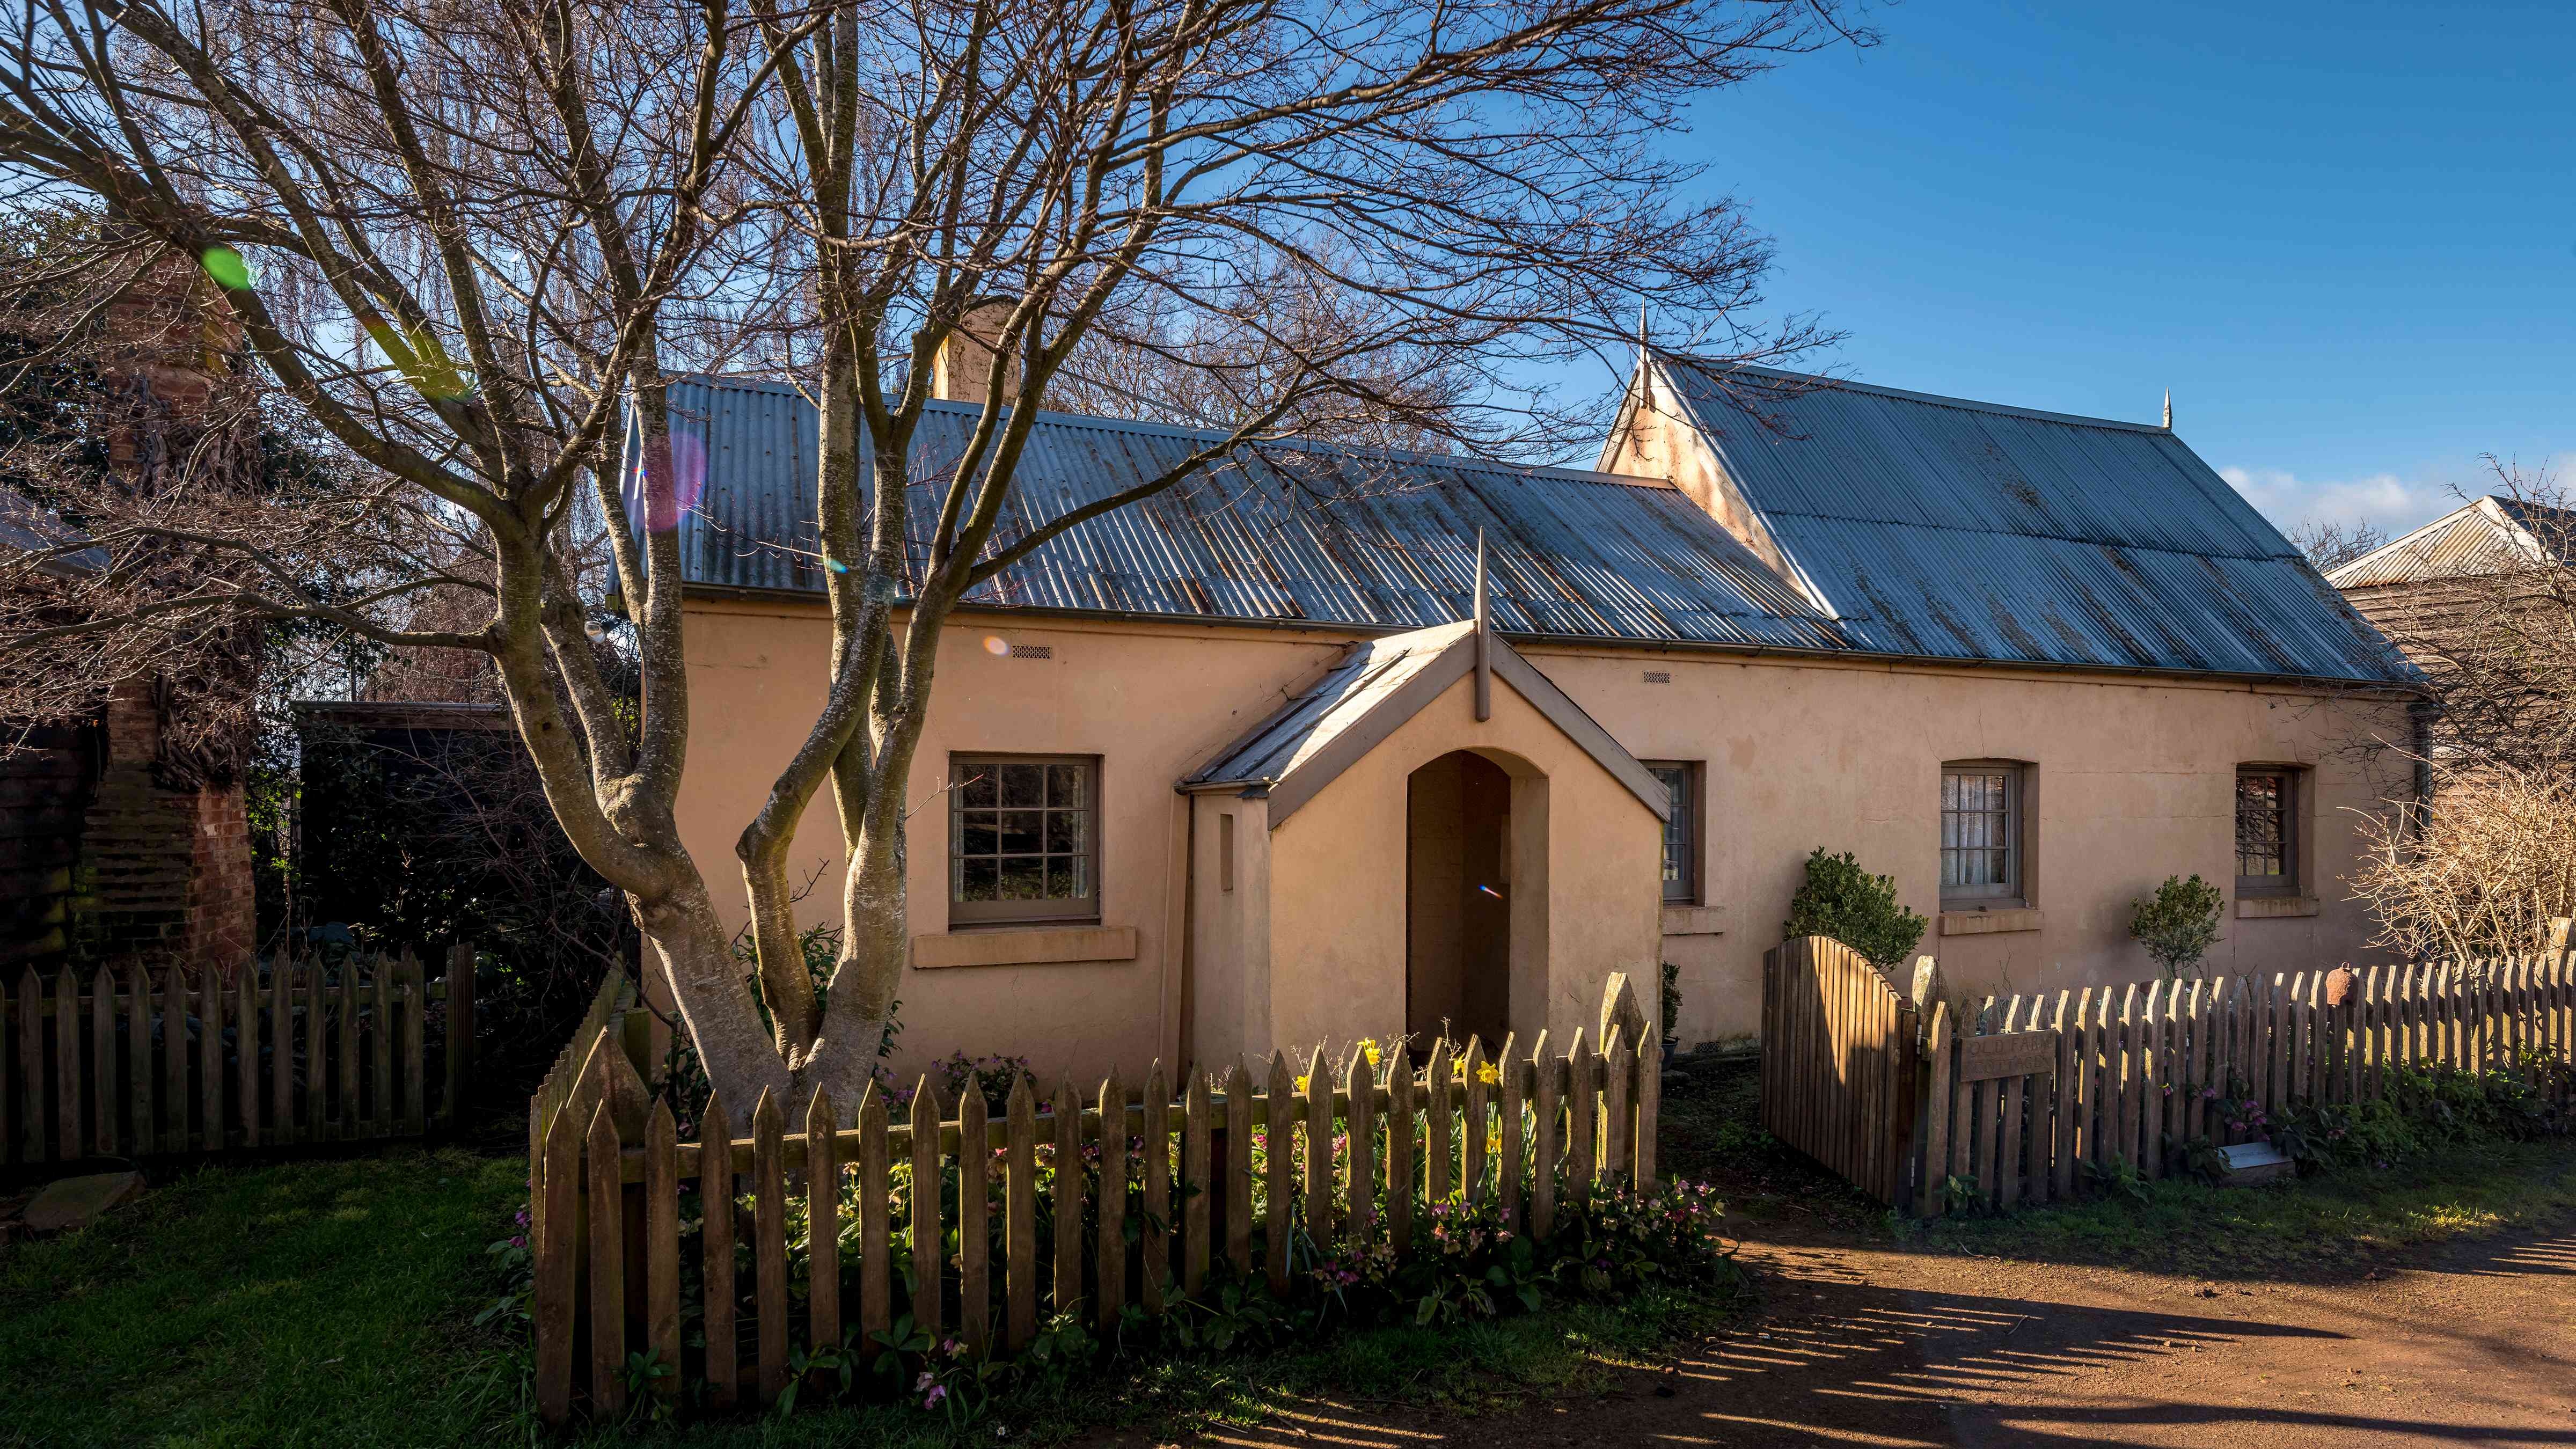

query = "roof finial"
(2162, 389), (2172, 430)
(1473, 528), (1489, 630)
(1473, 529), (1492, 722)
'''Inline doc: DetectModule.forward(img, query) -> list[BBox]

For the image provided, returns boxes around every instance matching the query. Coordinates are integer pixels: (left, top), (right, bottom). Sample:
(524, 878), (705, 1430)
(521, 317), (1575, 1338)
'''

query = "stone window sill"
(2236, 896), (2320, 920)
(1938, 907), (2043, 936)
(912, 924), (1138, 970)
(1659, 905), (1727, 937)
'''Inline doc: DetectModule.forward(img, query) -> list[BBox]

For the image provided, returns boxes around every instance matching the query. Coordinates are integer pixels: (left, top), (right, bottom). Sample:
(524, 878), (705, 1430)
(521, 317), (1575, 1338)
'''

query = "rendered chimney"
(931, 299), (1020, 407)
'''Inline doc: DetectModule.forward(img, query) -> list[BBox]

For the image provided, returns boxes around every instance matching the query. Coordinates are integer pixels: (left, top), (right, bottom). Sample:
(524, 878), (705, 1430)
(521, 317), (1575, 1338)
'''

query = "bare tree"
(2345, 458), (2576, 961)
(2288, 517), (2389, 574)
(0, 0), (1863, 1118)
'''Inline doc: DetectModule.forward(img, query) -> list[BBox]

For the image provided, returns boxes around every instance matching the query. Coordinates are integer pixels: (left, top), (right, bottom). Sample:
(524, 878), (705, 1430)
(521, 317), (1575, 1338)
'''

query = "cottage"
(2325, 493), (2576, 658)
(649, 355), (2418, 1080)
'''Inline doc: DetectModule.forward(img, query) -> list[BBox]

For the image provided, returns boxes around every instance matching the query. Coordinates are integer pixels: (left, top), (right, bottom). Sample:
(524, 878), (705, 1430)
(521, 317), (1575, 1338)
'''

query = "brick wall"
(68, 682), (255, 970)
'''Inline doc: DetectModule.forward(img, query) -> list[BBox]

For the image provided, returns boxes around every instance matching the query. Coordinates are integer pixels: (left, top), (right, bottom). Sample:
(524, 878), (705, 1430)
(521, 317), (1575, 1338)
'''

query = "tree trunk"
(635, 880), (792, 1130)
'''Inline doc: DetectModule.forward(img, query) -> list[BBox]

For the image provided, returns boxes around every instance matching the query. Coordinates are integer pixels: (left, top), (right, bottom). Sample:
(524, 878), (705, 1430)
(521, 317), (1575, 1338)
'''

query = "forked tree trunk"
(634, 880), (793, 1125)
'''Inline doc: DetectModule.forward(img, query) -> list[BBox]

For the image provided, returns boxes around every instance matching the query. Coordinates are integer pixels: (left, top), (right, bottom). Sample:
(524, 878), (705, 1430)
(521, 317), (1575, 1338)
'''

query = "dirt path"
(1103, 1223), (2576, 1448)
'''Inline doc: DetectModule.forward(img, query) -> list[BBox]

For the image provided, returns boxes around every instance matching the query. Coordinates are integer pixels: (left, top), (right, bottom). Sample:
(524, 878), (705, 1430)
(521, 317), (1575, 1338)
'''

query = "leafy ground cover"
(1661, 1055), (2576, 1280)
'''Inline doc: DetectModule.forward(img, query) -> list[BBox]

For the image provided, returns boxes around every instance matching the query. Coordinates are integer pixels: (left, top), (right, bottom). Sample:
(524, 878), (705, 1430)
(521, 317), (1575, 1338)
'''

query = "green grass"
(0, 1146), (528, 1448)
(1907, 1136), (2576, 1278)
(0, 1141), (1745, 1449)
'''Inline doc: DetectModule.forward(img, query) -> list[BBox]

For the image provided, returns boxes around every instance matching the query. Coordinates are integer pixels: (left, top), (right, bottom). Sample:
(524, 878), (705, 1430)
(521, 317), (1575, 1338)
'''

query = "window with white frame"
(949, 755), (1100, 925)
(1940, 763), (2024, 904)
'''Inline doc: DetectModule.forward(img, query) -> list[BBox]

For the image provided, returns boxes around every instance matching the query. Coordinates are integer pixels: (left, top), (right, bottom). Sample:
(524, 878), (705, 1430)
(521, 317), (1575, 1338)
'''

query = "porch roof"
(1182, 619), (1668, 825)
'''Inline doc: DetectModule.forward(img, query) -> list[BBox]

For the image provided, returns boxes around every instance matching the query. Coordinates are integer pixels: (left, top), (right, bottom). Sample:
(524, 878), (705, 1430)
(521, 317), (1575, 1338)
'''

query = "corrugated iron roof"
(632, 376), (1856, 651)
(2326, 495), (2576, 588)
(1646, 361), (2417, 685)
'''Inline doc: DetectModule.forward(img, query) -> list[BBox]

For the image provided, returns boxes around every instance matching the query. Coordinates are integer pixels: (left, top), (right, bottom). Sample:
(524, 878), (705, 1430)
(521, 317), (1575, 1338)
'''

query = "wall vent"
(1642, 670), (1671, 684)
(1008, 643), (1053, 660)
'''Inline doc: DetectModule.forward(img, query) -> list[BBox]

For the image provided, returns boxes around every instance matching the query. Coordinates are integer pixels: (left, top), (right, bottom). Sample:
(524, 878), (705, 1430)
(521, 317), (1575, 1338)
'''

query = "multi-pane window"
(1646, 762), (1701, 904)
(2236, 769), (2296, 895)
(949, 755), (1099, 925)
(1941, 764), (2021, 902)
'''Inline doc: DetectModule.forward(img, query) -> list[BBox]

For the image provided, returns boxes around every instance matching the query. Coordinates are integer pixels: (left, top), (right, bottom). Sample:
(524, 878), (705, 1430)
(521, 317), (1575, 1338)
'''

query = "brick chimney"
(931, 300), (1021, 407)
(70, 245), (259, 973)
(99, 245), (247, 489)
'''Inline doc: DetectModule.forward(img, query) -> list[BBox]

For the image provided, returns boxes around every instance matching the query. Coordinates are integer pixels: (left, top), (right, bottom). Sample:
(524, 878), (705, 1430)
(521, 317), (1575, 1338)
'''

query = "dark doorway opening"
(1406, 750), (1511, 1046)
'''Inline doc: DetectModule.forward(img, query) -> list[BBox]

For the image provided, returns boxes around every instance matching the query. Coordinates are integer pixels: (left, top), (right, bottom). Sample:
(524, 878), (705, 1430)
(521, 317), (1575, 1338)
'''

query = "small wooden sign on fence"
(1957, 1028), (2059, 1082)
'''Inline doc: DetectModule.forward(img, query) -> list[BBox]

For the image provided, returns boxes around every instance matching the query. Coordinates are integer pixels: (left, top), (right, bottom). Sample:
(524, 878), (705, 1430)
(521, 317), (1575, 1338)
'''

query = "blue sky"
(1659, 0), (2574, 540)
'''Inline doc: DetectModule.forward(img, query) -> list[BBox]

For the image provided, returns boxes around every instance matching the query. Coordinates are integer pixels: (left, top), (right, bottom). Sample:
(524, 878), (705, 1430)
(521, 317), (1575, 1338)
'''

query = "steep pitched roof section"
(1182, 620), (1669, 825)
(631, 376), (1854, 651)
(2326, 495), (2576, 589)
(1635, 361), (2417, 686)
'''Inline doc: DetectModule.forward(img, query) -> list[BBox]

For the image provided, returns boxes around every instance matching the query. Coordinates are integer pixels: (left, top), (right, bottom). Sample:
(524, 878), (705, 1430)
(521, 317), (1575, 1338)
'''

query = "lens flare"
(200, 247), (252, 290)
(623, 429), (707, 532)
(983, 635), (1011, 656)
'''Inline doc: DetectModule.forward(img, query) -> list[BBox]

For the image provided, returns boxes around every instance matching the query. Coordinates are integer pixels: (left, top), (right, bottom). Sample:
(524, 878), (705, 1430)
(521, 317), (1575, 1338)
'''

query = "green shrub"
(1782, 848), (1927, 967)
(2128, 874), (2225, 977)
(2206, 1054), (2568, 1177)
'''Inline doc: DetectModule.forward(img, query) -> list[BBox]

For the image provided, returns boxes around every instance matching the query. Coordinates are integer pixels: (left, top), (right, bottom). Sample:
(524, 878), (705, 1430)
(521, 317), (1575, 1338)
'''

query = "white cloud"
(2220, 464), (2456, 539)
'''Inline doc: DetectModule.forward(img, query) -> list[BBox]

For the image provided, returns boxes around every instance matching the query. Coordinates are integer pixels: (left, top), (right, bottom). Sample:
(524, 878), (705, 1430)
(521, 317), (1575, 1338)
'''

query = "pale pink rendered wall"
(1528, 645), (2412, 1044)
(676, 598), (1343, 1082)
(1260, 673), (1666, 1062)
(679, 596), (2411, 1077)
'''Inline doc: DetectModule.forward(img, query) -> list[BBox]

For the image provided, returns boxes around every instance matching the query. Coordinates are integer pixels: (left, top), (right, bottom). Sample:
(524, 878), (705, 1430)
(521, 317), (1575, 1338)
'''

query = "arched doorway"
(1407, 750), (1514, 1045)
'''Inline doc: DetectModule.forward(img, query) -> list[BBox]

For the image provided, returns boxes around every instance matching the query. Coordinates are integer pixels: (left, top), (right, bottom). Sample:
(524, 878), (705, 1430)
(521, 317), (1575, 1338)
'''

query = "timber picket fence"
(529, 976), (1663, 1424)
(0, 945), (477, 1167)
(1919, 954), (2576, 1217)
(1759, 937), (1919, 1204)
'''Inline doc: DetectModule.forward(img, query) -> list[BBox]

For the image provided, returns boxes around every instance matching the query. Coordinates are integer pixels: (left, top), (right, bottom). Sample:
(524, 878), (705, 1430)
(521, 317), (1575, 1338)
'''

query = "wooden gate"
(1761, 936), (1921, 1205)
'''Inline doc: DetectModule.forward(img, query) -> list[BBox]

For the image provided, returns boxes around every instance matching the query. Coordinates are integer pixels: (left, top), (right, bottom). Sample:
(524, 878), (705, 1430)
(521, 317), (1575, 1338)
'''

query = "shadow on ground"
(1136, 1223), (2576, 1448)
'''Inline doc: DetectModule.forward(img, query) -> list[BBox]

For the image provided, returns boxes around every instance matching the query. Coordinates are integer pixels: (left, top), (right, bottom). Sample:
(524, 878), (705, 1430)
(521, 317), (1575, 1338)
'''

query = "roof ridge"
(668, 371), (1668, 489)
(1663, 357), (2172, 436)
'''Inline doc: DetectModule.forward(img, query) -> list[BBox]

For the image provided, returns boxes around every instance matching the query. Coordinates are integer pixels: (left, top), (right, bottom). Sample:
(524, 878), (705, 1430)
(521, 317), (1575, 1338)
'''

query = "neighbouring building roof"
(1182, 618), (1667, 823)
(631, 376), (1855, 652)
(0, 484), (108, 577)
(1626, 360), (2417, 686)
(2325, 495), (2576, 589)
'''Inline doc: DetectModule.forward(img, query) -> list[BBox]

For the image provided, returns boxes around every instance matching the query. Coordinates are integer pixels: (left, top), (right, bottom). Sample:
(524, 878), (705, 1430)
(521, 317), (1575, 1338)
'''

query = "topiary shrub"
(2129, 873), (2225, 978)
(1782, 847), (1928, 968)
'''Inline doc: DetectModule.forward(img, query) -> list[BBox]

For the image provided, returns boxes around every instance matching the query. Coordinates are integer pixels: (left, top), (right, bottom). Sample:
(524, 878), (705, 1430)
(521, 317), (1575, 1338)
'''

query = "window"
(2236, 768), (2299, 896)
(1941, 763), (2023, 904)
(949, 755), (1099, 925)
(1645, 761), (1702, 905)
